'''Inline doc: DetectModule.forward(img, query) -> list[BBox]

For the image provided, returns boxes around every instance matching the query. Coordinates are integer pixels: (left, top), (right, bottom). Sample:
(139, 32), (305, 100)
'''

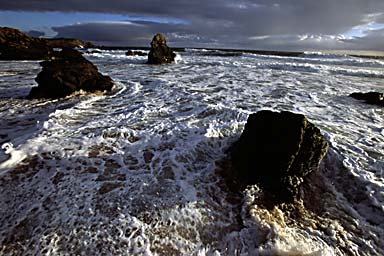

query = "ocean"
(0, 49), (383, 255)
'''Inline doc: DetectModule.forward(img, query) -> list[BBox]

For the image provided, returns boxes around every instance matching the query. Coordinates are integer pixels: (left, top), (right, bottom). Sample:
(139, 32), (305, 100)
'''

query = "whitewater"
(0, 49), (383, 255)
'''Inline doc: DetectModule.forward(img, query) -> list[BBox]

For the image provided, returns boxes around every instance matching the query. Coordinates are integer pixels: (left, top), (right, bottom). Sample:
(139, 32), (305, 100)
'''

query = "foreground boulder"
(147, 34), (176, 64)
(349, 92), (383, 107)
(0, 27), (52, 60)
(28, 48), (113, 99)
(229, 110), (328, 202)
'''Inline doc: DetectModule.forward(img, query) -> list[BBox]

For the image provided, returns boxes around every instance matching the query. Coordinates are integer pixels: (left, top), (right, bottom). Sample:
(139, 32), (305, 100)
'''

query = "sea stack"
(147, 33), (176, 64)
(28, 48), (114, 99)
(229, 110), (328, 202)
(0, 27), (52, 60)
(349, 92), (384, 107)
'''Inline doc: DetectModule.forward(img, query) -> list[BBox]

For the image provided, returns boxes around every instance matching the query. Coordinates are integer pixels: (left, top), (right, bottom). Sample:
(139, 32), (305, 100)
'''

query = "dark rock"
(126, 50), (147, 57)
(28, 48), (114, 99)
(229, 110), (328, 202)
(0, 27), (53, 60)
(349, 92), (384, 107)
(147, 33), (176, 64)
(0, 27), (94, 60)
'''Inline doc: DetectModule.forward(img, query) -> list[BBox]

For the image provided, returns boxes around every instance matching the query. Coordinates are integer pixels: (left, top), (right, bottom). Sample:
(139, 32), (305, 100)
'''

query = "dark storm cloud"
(342, 28), (384, 51)
(2, 0), (384, 34)
(1, 0), (384, 49)
(52, 21), (219, 47)
(52, 21), (354, 51)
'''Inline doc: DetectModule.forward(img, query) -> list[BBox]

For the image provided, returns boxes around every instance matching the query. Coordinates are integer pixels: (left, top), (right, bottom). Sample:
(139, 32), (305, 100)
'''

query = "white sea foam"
(0, 71), (18, 76)
(0, 49), (383, 255)
(174, 53), (183, 64)
(0, 143), (26, 174)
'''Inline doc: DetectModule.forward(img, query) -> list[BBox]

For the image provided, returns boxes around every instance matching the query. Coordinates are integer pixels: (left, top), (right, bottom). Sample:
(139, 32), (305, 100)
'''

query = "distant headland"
(1, 26), (384, 61)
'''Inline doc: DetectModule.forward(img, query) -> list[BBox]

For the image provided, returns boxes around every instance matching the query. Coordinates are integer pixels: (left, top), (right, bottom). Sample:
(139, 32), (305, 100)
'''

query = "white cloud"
(249, 35), (270, 40)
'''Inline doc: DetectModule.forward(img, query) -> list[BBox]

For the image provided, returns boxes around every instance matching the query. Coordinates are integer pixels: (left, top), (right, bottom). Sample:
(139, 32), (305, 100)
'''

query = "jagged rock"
(350, 92), (384, 107)
(147, 34), (176, 64)
(45, 38), (94, 49)
(0, 27), (53, 60)
(0, 27), (94, 60)
(229, 110), (328, 202)
(126, 50), (147, 57)
(28, 48), (114, 99)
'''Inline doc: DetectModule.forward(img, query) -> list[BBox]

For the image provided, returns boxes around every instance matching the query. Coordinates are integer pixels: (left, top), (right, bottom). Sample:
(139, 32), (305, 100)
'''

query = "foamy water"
(0, 49), (383, 255)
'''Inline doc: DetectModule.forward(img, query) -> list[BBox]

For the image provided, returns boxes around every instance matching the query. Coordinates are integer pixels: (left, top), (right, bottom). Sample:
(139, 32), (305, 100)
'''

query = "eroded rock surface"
(147, 34), (176, 64)
(350, 92), (384, 107)
(229, 110), (328, 202)
(0, 27), (52, 60)
(28, 48), (114, 99)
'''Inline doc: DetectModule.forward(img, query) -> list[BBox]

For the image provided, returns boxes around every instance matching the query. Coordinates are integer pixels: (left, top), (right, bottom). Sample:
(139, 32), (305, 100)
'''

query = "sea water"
(0, 49), (383, 255)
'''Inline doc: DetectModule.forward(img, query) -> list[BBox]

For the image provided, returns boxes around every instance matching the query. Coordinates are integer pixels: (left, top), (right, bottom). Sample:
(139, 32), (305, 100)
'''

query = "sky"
(0, 0), (384, 51)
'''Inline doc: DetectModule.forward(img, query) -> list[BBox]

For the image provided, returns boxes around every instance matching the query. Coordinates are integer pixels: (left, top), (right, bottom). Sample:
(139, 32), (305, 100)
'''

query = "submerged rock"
(147, 33), (176, 64)
(229, 110), (328, 202)
(28, 48), (114, 99)
(349, 92), (384, 107)
(0, 27), (52, 60)
(126, 50), (147, 57)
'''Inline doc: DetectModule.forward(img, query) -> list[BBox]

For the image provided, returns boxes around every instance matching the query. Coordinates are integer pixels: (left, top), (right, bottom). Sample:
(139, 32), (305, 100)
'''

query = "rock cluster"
(350, 92), (383, 107)
(0, 27), (53, 60)
(229, 110), (328, 202)
(147, 34), (176, 64)
(126, 50), (147, 57)
(0, 27), (93, 60)
(28, 48), (114, 99)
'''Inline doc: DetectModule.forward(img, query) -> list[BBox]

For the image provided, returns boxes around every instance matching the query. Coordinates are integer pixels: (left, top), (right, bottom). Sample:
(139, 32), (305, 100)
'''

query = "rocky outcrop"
(0, 27), (53, 60)
(126, 50), (147, 57)
(349, 92), (384, 107)
(229, 110), (328, 202)
(0, 27), (94, 60)
(147, 34), (176, 64)
(28, 48), (113, 99)
(45, 38), (94, 49)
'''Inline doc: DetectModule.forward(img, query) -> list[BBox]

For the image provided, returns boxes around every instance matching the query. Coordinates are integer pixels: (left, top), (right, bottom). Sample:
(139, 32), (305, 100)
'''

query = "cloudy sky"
(1, 0), (384, 51)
